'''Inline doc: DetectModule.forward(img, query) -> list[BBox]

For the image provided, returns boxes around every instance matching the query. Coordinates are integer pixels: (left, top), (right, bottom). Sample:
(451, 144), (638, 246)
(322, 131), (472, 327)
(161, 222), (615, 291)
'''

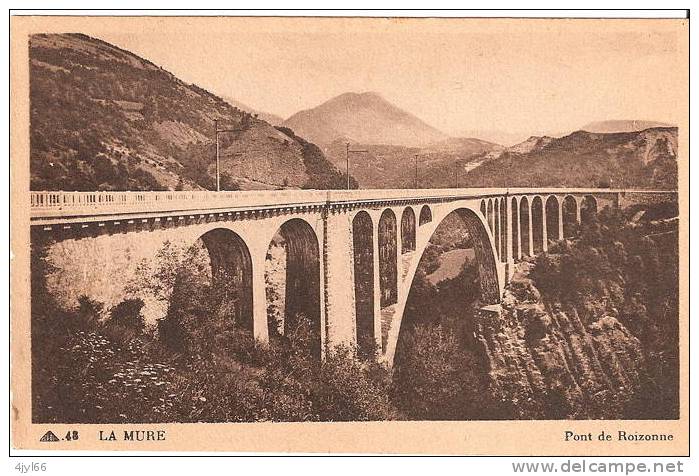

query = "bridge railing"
(29, 188), (675, 220)
(29, 190), (331, 218)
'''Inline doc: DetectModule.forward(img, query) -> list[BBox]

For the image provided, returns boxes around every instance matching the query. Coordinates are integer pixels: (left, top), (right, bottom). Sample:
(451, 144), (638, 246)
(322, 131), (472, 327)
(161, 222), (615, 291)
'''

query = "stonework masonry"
(30, 188), (672, 366)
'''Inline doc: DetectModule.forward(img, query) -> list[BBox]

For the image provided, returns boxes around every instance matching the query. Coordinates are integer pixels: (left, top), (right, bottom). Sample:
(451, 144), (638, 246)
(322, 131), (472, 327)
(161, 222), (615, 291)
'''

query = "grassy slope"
(30, 33), (347, 191)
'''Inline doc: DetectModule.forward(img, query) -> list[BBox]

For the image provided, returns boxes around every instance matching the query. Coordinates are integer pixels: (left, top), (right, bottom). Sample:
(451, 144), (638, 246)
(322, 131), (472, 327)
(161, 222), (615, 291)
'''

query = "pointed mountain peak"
(284, 91), (448, 147)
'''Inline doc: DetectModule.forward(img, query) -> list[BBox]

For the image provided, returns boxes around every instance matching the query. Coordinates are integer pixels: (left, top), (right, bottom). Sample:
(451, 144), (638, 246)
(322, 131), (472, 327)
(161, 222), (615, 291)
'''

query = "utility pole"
(414, 154), (419, 189)
(345, 142), (368, 190)
(214, 119), (220, 192)
(507, 152), (513, 194)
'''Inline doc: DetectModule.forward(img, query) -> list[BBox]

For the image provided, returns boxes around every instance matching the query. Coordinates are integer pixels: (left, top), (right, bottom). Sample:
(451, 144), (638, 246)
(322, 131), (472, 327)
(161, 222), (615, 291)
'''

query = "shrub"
(75, 295), (104, 329)
(312, 347), (396, 421)
(103, 298), (146, 343)
(109, 298), (146, 331)
(392, 324), (500, 420)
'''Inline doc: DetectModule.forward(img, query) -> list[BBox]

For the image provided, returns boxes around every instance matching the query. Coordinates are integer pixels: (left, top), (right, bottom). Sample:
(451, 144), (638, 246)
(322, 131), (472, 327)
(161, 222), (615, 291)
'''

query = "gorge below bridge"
(30, 188), (675, 366)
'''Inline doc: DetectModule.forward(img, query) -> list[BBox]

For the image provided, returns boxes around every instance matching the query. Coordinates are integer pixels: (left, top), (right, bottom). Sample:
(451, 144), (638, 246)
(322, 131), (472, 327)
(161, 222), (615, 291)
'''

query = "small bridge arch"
(352, 211), (375, 358)
(519, 196), (531, 257)
(401, 207), (416, 253)
(545, 195), (560, 242)
(419, 205), (432, 226)
(562, 195), (578, 238)
(499, 197), (507, 262)
(531, 196), (544, 253)
(511, 196), (520, 260)
(494, 198), (501, 260)
(378, 208), (398, 307)
(581, 195), (598, 225)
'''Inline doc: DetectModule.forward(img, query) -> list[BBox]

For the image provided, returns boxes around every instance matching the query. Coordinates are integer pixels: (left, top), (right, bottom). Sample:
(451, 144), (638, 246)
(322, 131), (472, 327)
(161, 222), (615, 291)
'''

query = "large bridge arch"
(383, 204), (501, 366)
(195, 228), (254, 331)
(265, 217), (322, 359)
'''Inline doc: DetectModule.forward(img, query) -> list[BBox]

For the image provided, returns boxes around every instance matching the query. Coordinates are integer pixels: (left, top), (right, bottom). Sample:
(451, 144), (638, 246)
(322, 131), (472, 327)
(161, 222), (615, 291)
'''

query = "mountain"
(505, 136), (555, 155)
(322, 136), (501, 189)
(450, 127), (678, 190)
(223, 97), (284, 126)
(581, 120), (674, 134)
(283, 92), (449, 147)
(457, 130), (534, 147)
(30, 33), (350, 191)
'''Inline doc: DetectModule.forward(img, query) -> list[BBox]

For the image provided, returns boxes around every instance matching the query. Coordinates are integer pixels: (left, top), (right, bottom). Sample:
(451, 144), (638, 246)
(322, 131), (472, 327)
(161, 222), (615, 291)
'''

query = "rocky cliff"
(477, 261), (649, 419)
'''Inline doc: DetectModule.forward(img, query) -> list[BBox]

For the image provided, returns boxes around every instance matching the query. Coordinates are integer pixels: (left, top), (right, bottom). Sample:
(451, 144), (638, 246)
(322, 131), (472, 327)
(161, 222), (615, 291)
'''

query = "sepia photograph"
(9, 12), (689, 455)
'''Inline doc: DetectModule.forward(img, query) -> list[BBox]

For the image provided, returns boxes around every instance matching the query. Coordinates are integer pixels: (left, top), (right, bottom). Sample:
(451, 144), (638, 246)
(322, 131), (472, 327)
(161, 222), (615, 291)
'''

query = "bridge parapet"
(30, 188), (673, 222)
(28, 186), (678, 366)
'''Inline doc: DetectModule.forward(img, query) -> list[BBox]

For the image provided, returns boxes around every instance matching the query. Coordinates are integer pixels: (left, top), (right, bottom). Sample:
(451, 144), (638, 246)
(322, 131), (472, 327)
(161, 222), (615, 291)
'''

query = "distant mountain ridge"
(432, 127), (678, 190)
(28, 34), (677, 192)
(581, 120), (674, 134)
(459, 120), (674, 147)
(283, 92), (449, 147)
(30, 33), (350, 191)
(323, 136), (501, 189)
(223, 97), (284, 126)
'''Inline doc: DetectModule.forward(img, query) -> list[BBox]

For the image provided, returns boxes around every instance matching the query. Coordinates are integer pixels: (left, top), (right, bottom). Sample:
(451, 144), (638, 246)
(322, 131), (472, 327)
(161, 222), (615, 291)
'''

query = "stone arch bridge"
(30, 188), (673, 366)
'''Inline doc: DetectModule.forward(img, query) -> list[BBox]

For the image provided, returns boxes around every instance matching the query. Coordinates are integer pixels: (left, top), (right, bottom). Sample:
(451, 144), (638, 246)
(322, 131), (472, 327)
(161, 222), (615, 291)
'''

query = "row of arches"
(174, 195), (596, 362)
(357, 205), (431, 356)
(480, 194), (597, 261)
(192, 218), (322, 359)
(480, 198), (508, 263)
(188, 204), (435, 362)
(355, 204), (499, 359)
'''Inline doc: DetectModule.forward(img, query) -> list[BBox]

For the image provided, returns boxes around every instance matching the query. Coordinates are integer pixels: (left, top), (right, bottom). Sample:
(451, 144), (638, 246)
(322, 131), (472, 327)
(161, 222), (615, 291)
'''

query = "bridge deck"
(29, 188), (674, 224)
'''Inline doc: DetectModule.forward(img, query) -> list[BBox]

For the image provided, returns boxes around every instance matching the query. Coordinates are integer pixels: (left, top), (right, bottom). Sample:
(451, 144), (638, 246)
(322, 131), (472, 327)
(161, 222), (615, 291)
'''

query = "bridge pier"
(575, 197), (582, 224)
(370, 214), (383, 354)
(557, 198), (564, 242)
(527, 202), (534, 257)
(250, 247), (269, 344)
(505, 196), (515, 282)
(323, 208), (357, 351)
(394, 208), (404, 299)
(541, 197), (548, 253)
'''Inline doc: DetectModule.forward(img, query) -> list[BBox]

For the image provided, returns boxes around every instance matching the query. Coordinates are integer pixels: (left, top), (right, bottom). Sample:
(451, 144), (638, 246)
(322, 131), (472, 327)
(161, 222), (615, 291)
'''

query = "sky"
(88, 17), (686, 139)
